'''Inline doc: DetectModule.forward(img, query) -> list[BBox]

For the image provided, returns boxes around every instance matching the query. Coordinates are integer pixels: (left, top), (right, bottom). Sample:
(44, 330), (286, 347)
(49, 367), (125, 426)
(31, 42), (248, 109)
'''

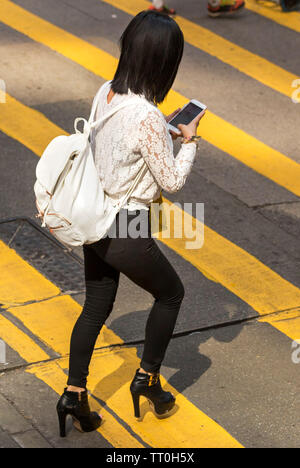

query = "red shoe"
(148, 4), (176, 16)
(208, 0), (245, 17)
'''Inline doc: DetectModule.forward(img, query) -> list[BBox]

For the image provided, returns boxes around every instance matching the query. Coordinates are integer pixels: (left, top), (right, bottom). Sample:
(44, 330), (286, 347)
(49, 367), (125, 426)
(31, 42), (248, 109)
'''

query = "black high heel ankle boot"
(130, 369), (176, 420)
(56, 388), (102, 437)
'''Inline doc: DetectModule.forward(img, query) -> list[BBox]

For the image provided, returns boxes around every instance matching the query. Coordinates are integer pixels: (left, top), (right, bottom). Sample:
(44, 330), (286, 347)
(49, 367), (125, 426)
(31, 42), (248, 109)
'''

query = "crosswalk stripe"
(0, 240), (60, 307)
(0, 256), (243, 447)
(161, 91), (300, 197)
(0, 0), (115, 81)
(0, 74), (299, 198)
(26, 358), (145, 448)
(246, 0), (300, 34)
(1, 93), (299, 338)
(27, 353), (242, 448)
(0, 314), (50, 363)
(15, 297), (241, 448)
(86, 346), (243, 448)
(1, 0), (299, 197)
(0, 254), (148, 446)
(102, 0), (297, 99)
(8, 295), (122, 356)
(259, 308), (300, 341)
(0, 0), (298, 448)
(3, 93), (300, 199)
(155, 198), (300, 316)
(0, 94), (67, 156)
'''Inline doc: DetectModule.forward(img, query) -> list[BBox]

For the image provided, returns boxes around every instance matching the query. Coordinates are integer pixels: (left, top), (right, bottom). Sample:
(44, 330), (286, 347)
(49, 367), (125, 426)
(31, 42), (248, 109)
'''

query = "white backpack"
(34, 89), (148, 248)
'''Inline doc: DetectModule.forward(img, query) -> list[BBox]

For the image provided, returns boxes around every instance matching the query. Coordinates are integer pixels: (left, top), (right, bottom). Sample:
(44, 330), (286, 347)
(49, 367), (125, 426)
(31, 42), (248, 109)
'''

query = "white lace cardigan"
(90, 81), (197, 211)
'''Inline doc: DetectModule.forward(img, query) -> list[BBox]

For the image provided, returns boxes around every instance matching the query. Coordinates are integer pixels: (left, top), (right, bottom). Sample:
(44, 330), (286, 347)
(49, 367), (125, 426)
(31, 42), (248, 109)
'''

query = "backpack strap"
(73, 96), (144, 137)
(88, 81), (110, 124)
(90, 97), (144, 130)
(88, 81), (156, 130)
(114, 162), (148, 210)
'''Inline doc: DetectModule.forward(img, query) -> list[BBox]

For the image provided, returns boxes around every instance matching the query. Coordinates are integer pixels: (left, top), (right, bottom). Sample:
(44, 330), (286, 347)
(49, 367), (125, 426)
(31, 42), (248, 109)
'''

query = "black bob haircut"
(111, 10), (184, 105)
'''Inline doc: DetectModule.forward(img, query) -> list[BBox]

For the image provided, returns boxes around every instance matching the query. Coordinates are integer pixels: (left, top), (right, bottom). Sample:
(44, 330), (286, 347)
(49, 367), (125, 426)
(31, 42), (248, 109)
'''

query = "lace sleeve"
(136, 109), (197, 193)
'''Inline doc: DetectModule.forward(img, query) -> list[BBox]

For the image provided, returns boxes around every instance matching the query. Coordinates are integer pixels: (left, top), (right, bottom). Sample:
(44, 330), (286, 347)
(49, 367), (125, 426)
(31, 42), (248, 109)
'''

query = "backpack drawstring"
(41, 203), (51, 227)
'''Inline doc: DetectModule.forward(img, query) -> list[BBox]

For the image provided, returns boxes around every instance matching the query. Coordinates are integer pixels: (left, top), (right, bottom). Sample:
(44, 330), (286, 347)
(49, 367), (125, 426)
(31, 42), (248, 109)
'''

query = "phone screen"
(169, 102), (205, 127)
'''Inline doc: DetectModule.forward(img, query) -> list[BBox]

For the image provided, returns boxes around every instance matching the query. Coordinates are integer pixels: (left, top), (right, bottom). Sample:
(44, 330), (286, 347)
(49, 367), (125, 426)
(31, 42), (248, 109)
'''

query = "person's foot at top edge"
(207, 0), (245, 17)
(148, 1), (176, 16)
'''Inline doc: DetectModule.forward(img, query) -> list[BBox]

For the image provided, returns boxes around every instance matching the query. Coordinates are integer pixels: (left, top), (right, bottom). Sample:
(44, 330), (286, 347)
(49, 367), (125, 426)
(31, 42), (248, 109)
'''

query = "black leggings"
(67, 209), (185, 388)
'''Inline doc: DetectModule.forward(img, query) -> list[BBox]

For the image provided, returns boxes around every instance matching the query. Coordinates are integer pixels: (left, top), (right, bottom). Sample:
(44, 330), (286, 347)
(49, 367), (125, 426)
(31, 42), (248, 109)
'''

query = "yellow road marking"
(0, 0), (297, 447)
(0, 240), (60, 306)
(0, 240), (242, 446)
(3, 278), (243, 446)
(155, 199), (300, 316)
(259, 308), (300, 340)
(0, 249), (149, 447)
(0, 0), (299, 196)
(1, 233), (298, 446)
(102, 0), (297, 98)
(26, 334), (243, 448)
(0, 314), (50, 362)
(1, 83), (300, 198)
(0, 0), (299, 357)
(246, 0), (300, 34)
(0, 94), (67, 156)
(26, 358), (144, 448)
(2, 92), (300, 198)
(87, 347), (242, 448)
(8, 295), (123, 356)
(0, 0), (115, 81)
(161, 90), (300, 197)
(1, 94), (300, 323)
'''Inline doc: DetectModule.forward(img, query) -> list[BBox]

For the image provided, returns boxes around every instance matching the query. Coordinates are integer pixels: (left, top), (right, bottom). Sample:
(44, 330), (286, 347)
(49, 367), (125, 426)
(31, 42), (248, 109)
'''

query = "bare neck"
(107, 88), (115, 105)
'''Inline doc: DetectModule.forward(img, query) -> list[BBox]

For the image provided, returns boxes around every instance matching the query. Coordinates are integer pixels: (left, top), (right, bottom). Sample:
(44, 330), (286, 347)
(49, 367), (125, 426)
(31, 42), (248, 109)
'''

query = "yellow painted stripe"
(0, 94), (67, 156)
(103, 0), (297, 98)
(246, 0), (300, 34)
(154, 199), (300, 316)
(8, 295), (122, 356)
(259, 308), (300, 341)
(0, 245), (148, 447)
(0, 240), (60, 306)
(26, 358), (144, 448)
(0, 2), (299, 196)
(0, 0), (115, 81)
(0, 2), (299, 345)
(24, 320), (242, 448)
(2, 93), (300, 323)
(5, 281), (242, 445)
(87, 347), (242, 448)
(0, 314), (50, 362)
(161, 91), (300, 197)
(2, 91), (300, 198)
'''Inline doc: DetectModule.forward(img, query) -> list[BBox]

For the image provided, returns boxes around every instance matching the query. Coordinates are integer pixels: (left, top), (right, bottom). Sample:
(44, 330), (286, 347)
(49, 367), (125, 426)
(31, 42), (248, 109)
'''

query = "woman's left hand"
(165, 108), (181, 140)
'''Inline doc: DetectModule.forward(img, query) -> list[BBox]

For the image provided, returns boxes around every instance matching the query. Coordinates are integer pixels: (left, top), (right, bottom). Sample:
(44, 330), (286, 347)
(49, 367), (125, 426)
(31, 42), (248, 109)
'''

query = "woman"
(56, 10), (205, 437)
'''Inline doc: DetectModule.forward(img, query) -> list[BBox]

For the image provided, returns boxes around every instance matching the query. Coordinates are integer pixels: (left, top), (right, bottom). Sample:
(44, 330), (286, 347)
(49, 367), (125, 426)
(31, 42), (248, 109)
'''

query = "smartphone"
(167, 99), (207, 135)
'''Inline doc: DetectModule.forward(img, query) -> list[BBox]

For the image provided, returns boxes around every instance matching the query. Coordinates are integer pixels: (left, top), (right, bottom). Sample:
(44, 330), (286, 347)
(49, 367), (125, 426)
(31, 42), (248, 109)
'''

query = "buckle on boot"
(148, 374), (159, 386)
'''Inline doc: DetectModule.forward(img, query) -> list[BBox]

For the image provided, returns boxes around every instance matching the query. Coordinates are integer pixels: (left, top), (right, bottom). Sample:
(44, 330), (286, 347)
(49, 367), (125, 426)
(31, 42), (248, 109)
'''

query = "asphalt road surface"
(0, 0), (299, 449)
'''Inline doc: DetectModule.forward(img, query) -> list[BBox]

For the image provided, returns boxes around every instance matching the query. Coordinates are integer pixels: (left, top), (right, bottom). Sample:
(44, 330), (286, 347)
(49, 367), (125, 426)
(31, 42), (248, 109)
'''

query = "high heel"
(56, 388), (102, 437)
(130, 369), (175, 420)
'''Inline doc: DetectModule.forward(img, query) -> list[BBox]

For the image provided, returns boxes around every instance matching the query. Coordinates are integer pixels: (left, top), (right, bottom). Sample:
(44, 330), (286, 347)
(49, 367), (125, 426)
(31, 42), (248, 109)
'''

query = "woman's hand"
(178, 110), (206, 140)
